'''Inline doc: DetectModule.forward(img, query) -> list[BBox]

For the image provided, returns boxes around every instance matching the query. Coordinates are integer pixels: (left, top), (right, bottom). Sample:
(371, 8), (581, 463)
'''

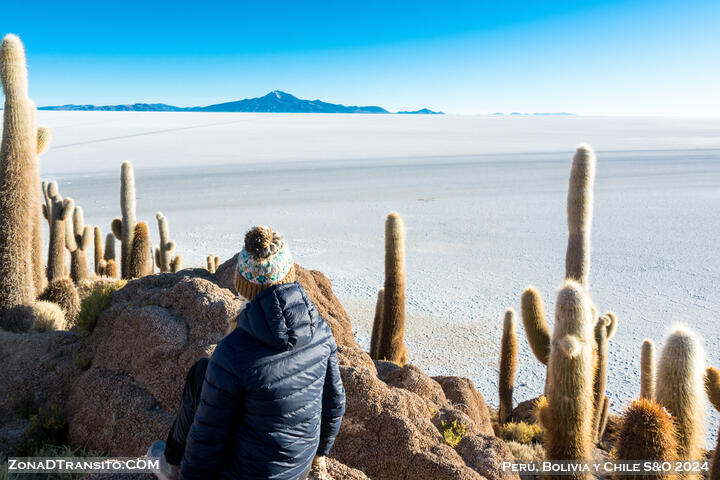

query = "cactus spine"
(66, 206), (92, 283)
(128, 222), (153, 278)
(521, 286), (550, 365)
(369, 288), (385, 359)
(0, 34), (42, 319)
(42, 182), (74, 282)
(565, 144), (596, 288)
(377, 211), (407, 364)
(113, 161), (137, 279)
(613, 398), (678, 479)
(655, 325), (705, 465)
(499, 308), (517, 424)
(537, 281), (594, 474)
(640, 339), (656, 400)
(154, 212), (181, 272)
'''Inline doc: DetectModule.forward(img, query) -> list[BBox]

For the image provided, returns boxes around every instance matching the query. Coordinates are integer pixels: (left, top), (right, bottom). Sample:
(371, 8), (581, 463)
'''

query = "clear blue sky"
(2, 0), (718, 115)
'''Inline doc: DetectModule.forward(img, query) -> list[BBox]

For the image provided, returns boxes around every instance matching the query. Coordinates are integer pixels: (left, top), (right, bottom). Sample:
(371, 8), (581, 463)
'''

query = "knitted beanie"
(234, 226), (296, 301)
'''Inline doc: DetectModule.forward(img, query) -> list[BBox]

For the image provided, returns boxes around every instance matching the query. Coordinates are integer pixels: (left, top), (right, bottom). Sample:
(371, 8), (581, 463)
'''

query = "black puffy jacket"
(181, 282), (346, 480)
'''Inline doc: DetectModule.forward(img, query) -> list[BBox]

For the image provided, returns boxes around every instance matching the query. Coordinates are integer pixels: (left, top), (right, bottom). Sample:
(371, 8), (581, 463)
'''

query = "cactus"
(42, 182), (74, 282)
(129, 222), (153, 278)
(104, 233), (116, 262)
(521, 287), (550, 366)
(369, 288), (385, 359)
(613, 398), (678, 479)
(592, 313), (613, 442)
(38, 277), (80, 322)
(97, 258), (118, 278)
(112, 161), (137, 279)
(640, 339), (655, 400)
(66, 206), (92, 283)
(706, 367), (720, 480)
(0, 34), (45, 319)
(154, 212), (181, 272)
(565, 144), (596, 288)
(499, 308), (518, 424)
(706, 367), (720, 411)
(655, 325), (705, 464)
(377, 211), (407, 364)
(537, 281), (594, 472)
(93, 227), (103, 274)
(206, 254), (220, 274)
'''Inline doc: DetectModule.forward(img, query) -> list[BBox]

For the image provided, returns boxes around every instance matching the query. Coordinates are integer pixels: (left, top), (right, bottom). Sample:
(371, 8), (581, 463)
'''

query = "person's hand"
(308, 456), (332, 480)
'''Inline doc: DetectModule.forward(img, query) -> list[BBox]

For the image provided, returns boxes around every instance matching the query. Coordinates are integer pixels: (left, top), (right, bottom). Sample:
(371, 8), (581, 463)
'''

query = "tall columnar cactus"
(655, 325), (705, 464)
(32, 126), (52, 294)
(521, 286), (550, 366)
(706, 367), (720, 480)
(499, 308), (518, 424)
(42, 182), (74, 282)
(537, 281), (594, 474)
(93, 226), (103, 274)
(112, 161), (137, 279)
(128, 222), (153, 278)
(369, 288), (385, 359)
(66, 206), (92, 283)
(613, 398), (678, 479)
(565, 144), (596, 288)
(640, 340), (656, 400)
(377, 211), (407, 364)
(0, 34), (43, 318)
(154, 212), (181, 272)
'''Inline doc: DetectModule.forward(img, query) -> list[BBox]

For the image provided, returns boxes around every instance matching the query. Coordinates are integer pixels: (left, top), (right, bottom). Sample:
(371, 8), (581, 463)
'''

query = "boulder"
(456, 433), (519, 480)
(433, 376), (494, 436)
(510, 397), (539, 424)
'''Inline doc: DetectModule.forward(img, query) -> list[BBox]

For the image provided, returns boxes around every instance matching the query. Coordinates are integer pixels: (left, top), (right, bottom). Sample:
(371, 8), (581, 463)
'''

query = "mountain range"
(39, 91), (444, 114)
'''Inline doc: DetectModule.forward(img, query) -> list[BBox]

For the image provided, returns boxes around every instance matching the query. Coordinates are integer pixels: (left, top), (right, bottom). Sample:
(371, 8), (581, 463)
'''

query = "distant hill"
(39, 91), (443, 115)
(397, 108), (444, 115)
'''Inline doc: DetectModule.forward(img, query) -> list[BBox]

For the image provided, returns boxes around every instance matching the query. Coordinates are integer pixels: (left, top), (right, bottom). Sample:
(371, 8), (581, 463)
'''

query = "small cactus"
(537, 281), (594, 470)
(104, 233), (116, 262)
(499, 308), (518, 424)
(592, 313), (614, 442)
(38, 277), (81, 323)
(128, 222), (153, 278)
(97, 259), (118, 278)
(521, 286), (550, 365)
(656, 325), (706, 463)
(565, 144), (596, 288)
(154, 212), (181, 273)
(66, 206), (93, 283)
(613, 398), (678, 479)
(112, 161), (137, 279)
(377, 211), (407, 365)
(640, 339), (655, 400)
(206, 254), (220, 274)
(369, 288), (385, 359)
(706, 367), (720, 411)
(42, 182), (74, 283)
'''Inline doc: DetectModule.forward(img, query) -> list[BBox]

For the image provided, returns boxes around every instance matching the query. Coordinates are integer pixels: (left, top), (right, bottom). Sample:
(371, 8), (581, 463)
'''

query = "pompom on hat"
(235, 226), (295, 301)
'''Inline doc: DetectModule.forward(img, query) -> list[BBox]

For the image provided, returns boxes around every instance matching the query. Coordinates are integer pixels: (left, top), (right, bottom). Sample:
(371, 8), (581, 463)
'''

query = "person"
(147, 225), (346, 480)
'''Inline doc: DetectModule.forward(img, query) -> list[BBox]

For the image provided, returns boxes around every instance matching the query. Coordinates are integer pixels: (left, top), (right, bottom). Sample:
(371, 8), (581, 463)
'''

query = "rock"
(456, 433), (520, 480)
(433, 376), (494, 436)
(373, 359), (401, 381)
(0, 418), (29, 455)
(326, 457), (372, 479)
(0, 329), (82, 425)
(386, 364), (450, 408)
(510, 397), (539, 424)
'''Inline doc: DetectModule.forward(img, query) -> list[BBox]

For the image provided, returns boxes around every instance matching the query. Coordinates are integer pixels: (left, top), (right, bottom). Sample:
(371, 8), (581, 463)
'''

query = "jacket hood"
(237, 282), (318, 351)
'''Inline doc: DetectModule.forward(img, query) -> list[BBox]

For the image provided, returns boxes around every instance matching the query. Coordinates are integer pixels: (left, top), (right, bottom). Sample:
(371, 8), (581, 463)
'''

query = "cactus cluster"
(206, 255), (220, 274)
(67, 206), (93, 283)
(370, 211), (408, 364)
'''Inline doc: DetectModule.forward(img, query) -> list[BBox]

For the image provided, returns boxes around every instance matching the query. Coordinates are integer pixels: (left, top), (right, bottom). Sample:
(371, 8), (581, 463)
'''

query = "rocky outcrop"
(62, 263), (511, 479)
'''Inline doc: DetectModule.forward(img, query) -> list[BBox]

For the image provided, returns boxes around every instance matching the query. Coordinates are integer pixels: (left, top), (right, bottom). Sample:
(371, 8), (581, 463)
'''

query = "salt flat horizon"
(30, 111), (720, 443)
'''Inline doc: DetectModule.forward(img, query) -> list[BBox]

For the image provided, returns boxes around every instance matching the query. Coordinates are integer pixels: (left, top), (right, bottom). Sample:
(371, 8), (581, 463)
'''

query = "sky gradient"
(2, 0), (719, 115)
